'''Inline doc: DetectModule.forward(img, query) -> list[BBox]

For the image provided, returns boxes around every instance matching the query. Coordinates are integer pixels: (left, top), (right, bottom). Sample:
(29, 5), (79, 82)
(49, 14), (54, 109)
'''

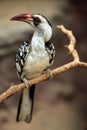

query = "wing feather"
(45, 41), (55, 65)
(15, 41), (31, 76)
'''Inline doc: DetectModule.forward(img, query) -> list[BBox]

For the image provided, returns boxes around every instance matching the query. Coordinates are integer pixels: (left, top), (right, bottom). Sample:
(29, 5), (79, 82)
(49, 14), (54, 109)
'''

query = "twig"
(0, 25), (87, 103)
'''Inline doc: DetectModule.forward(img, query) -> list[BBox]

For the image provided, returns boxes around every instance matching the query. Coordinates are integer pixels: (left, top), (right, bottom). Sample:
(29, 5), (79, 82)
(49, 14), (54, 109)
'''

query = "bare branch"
(57, 25), (79, 62)
(0, 25), (87, 103)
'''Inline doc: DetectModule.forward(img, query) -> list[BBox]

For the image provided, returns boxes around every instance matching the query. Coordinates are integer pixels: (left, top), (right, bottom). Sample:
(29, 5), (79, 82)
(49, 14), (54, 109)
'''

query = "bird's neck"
(32, 26), (52, 41)
(31, 31), (45, 51)
(31, 27), (52, 51)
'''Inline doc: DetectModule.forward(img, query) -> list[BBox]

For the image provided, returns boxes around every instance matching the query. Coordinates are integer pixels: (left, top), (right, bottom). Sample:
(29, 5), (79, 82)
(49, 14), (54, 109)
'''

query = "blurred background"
(0, 0), (87, 130)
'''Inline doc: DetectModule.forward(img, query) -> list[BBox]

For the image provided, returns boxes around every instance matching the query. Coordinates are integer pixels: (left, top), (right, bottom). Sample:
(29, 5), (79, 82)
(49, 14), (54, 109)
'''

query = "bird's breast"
(23, 49), (49, 79)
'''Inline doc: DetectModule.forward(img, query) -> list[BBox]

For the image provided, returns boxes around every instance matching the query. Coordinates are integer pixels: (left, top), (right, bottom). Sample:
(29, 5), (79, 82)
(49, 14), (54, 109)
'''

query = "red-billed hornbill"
(11, 13), (55, 123)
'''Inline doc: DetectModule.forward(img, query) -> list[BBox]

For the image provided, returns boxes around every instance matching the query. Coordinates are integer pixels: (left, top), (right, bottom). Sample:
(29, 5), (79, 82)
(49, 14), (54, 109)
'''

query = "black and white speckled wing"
(45, 41), (55, 65)
(15, 41), (31, 77)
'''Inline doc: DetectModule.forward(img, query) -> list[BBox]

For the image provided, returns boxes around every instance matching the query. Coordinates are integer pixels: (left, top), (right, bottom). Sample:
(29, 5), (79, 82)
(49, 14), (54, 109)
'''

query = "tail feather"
(16, 85), (35, 123)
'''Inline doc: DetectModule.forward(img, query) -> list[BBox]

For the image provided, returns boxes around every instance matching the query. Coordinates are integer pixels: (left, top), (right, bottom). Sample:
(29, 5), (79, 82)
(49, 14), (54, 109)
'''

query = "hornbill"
(11, 13), (55, 123)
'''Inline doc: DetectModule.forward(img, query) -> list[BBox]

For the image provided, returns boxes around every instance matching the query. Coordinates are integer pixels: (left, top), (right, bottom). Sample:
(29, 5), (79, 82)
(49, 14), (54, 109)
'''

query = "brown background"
(0, 0), (87, 130)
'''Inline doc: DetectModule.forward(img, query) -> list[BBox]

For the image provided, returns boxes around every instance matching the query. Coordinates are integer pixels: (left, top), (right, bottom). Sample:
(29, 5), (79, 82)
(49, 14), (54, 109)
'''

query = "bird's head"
(11, 13), (52, 41)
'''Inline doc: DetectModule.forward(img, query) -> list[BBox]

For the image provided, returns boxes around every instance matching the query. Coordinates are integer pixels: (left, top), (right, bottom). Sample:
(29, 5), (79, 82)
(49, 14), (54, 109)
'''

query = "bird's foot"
(11, 82), (15, 86)
(45, 69), (53, 80)
(23, 78), (31, 88)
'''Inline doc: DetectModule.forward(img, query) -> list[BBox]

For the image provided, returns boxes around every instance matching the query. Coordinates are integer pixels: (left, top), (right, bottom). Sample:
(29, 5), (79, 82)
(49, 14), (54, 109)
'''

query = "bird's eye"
(33, 17), (41, 26)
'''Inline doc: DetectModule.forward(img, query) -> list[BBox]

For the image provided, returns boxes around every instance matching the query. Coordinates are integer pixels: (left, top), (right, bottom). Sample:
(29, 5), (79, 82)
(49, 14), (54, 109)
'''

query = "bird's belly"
(23, 51), (49, 79)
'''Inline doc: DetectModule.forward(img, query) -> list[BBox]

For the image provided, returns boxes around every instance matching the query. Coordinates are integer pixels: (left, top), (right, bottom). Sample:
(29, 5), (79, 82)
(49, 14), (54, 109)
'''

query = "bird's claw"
(46, 69), (53, 80)
(23, 78), (31, 88)
(11, 82), (15, 86)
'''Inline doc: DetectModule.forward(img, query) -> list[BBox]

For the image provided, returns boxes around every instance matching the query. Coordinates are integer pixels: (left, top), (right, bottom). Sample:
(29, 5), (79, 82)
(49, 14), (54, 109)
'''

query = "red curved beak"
(10, 13), (32, 22)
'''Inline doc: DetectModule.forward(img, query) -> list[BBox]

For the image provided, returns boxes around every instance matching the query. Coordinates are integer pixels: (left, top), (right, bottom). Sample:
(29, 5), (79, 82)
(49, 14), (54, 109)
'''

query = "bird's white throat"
(31, 31), (45, 51)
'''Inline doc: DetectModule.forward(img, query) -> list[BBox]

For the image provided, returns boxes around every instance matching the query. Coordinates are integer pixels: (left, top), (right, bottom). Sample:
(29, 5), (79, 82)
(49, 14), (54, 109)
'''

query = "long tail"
(16, 85), (35, 123)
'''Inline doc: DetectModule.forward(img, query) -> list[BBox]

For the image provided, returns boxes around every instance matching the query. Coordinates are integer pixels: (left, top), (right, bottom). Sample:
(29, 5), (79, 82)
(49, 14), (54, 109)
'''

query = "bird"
(11, 13), (55, 123)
